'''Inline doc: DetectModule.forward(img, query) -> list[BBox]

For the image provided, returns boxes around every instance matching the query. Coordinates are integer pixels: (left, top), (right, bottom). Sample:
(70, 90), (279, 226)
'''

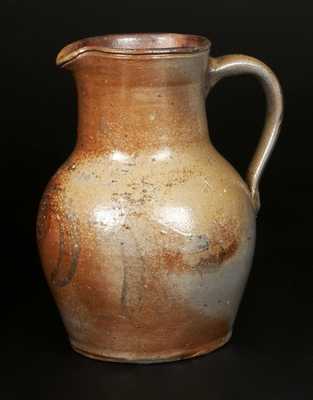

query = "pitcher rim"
(56, 33), (211, 66)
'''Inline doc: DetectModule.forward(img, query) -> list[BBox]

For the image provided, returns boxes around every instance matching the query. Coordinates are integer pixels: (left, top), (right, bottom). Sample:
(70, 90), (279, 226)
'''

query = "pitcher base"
(70, 331), (232, 364)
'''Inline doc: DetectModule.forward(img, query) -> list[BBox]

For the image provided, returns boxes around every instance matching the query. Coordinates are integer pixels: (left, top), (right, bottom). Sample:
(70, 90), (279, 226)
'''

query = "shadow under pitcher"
(37, 33), (283, 363)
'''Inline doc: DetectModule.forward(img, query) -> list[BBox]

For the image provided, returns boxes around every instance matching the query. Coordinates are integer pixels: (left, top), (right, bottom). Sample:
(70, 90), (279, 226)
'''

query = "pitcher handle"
(207, 55), (283, 212)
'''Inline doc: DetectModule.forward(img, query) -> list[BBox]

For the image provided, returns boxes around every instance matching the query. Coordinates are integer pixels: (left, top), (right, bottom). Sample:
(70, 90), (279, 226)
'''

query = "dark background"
(2, 1), (313, 398)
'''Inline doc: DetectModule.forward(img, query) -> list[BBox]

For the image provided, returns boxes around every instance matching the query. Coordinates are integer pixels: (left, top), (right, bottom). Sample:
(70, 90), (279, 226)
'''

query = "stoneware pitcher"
(37, 33), (283, 363)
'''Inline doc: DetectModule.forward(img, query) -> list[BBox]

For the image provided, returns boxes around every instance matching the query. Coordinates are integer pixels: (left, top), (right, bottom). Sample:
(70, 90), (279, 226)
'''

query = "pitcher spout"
(56, 39), (99, 68)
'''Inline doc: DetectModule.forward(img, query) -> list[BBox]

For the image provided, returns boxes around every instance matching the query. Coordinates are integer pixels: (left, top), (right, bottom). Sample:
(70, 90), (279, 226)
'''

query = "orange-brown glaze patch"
(160, 219), (240, 275)
(37, 182), (63, 242)
(206, 218), (240, 264)
(161, 251), (187, 273)
(37, 173), (83, 288)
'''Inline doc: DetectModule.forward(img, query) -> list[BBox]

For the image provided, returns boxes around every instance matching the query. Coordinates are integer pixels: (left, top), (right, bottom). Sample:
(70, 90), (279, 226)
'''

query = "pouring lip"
(56, 33), (211, 66)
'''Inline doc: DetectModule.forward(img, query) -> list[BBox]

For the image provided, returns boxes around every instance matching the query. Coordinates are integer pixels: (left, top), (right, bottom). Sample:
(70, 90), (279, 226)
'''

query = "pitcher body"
(37, 34), (283, 363)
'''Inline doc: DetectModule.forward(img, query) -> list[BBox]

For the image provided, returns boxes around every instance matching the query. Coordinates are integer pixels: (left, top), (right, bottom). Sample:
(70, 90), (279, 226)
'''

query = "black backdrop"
(2, 1), (313, 399)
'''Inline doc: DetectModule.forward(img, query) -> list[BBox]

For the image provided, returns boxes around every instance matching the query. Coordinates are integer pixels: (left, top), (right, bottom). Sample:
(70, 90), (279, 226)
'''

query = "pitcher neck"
(72, 53), (210, 154)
